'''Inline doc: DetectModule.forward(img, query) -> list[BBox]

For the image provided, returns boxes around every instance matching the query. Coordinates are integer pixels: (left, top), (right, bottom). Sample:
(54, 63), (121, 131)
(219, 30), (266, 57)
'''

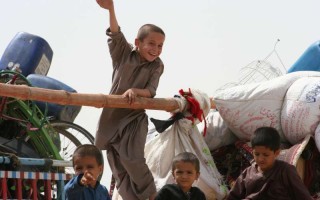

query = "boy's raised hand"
(96, 0), (114, 10)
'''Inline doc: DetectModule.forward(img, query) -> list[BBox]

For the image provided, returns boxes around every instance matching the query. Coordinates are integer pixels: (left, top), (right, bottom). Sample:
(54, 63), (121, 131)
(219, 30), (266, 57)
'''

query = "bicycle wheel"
(49, 120), (94, 173)
(50, 120), (94, 157)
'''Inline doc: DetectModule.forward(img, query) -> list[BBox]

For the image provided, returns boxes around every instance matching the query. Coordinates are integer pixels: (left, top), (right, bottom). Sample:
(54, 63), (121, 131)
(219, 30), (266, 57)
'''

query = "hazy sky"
(1, 0), (320, 188)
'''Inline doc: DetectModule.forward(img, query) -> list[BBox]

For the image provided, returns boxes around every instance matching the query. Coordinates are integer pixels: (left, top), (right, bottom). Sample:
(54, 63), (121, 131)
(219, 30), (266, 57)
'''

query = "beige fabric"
(277, 134), (311, 167)
(296, 157), (305, 181)
(95, 29), (163, 200)
(277, 134), (311, 183)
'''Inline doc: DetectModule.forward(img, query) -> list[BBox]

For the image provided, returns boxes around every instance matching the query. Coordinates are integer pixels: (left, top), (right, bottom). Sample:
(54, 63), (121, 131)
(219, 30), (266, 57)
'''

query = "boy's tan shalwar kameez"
(95, 28), (164, 200)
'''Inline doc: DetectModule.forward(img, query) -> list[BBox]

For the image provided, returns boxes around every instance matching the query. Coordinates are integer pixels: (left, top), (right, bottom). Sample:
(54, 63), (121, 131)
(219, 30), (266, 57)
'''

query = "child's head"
(72, 144), (104, 178)
(251, 127), (281, 172)
(171, 152), (200, 193)
(135, 24), (165, 62)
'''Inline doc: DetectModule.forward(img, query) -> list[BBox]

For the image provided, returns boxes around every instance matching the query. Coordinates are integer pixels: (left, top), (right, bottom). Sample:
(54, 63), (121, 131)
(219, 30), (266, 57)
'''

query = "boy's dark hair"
(72, 144), (104, 166)
(251, 127), (280, 151)
(137, 24), (165, 41)
(172, 152), (200, 173)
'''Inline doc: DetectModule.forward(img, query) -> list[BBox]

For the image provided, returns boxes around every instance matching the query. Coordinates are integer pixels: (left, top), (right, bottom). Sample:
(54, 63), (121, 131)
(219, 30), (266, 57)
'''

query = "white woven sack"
(145, 119), (228, 200)
(281, 77), (320, 144)
(197, 110), (237, 151)
(144, 89), (227, 200)
(214, 71), (320, 142)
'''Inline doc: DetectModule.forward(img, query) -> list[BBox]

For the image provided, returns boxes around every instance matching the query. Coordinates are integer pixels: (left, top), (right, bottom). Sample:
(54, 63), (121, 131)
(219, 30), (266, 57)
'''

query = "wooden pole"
(0, 83), (216, 111)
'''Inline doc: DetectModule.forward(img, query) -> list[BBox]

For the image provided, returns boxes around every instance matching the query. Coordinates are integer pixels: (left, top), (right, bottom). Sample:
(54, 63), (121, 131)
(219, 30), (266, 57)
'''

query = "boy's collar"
(254, 160), (279, 175)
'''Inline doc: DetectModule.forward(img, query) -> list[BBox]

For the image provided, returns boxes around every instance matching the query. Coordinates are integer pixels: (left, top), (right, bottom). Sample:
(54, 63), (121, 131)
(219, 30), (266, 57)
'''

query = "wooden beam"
(0, 83), (216, 111)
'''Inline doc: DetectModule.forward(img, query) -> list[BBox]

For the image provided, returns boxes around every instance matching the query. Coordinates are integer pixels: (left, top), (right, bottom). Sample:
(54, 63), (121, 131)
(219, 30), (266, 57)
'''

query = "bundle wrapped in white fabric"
(214, 71), (320, 143)
(281, 77), (320, 143)
(145, 89), (228, 200)
(198, 110), (237, 151)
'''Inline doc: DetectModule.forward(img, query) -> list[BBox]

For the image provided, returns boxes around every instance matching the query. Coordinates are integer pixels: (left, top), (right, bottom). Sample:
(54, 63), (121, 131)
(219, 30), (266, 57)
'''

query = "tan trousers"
(107, 115), (156, 200)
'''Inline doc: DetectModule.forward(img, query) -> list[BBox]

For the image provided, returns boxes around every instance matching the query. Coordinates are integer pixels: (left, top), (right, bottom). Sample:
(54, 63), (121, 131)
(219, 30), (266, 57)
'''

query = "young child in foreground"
(155, 152), (206, 200)
(227, 127), (313, 200)
(64, 144), (111, 200)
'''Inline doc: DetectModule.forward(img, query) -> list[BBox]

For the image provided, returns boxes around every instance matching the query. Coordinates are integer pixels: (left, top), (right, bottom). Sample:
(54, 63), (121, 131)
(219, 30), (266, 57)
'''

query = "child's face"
(172, 161), (200, 193)
(253, 146), (280, 172)
(135, 31), (165, 62)
(73, 155), (103, 180)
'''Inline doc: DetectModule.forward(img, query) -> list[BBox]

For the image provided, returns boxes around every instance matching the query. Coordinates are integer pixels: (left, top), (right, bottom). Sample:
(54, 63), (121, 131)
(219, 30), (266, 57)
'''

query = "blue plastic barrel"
(27, 74), (81, 122)
(287, 41), (320, 73)
(0, 32), (52, 76)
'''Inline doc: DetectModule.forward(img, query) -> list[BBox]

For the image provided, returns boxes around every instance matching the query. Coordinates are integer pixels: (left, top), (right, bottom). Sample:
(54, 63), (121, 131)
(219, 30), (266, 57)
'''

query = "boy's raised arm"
(96, 0), (119, 33)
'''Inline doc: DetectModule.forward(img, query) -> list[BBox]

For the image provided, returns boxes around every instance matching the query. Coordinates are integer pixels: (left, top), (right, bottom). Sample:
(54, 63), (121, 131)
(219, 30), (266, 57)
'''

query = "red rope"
(179, 89), (207, 136)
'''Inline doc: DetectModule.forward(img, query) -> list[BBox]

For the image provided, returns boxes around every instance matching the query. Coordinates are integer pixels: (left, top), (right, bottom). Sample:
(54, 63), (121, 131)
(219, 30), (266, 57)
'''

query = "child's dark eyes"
(254, 153), (270, 157)
(149, 42), (155, 45)
(176, 170), (194, 175)
(75, 165), (94, 171)
(75, 167), (83, 171)
(148, 42), (162, 48)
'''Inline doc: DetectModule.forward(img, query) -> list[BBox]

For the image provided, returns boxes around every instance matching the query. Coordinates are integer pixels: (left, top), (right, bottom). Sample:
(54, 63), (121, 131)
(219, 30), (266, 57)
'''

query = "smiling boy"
(95, 0), (165, 199)
(155, 152), (206, 200)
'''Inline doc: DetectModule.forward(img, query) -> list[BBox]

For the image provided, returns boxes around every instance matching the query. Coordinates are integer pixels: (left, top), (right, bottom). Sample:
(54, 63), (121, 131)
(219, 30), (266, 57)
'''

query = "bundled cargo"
(136, 89), (228, 200)
(214, 71), (320, 144)
(198, 110), (237, 151)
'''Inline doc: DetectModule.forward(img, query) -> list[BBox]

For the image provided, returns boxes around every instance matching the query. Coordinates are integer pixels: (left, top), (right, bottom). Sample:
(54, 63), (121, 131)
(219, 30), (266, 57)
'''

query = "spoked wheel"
(49, 120), (94, 173)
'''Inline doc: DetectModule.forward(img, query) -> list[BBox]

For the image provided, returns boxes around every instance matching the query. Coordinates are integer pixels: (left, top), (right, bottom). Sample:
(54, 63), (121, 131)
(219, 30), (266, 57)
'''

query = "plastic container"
(27, 74), (81, 122)
(287, 41), (320, 73)
(0, 32), (52, 76)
